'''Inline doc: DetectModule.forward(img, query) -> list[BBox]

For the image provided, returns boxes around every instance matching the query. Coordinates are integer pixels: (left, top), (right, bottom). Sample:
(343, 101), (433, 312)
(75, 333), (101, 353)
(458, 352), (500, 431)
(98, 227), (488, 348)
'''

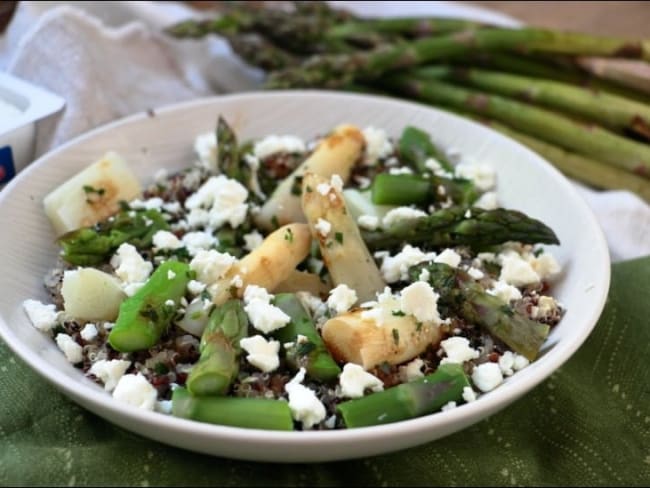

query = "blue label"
(0, 146), (15, 184)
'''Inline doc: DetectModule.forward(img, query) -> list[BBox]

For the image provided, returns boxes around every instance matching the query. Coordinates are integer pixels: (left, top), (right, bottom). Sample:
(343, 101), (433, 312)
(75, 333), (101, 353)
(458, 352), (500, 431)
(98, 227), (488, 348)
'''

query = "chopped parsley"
(334, 232), (344, 244)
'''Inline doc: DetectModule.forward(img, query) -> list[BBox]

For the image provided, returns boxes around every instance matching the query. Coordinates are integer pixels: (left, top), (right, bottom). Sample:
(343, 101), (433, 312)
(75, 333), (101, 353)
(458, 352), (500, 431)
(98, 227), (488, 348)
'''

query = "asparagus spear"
(337, 363), (469, 428)
(272, 293), (341, 382)
(186, 299), (249, 396)
(108, 260), (191, 352)
(267, 28), (650, 89)
(216, 116), (248, 182)
(386, 76), (650, 178)
(371, 173), (478, 207)
(58, 209), (169, 266)
(172, 387), (293, 430)
(410, 263), (550, 360)
(361, 206), (560, 251)
(399, 125), (454, 173)
(435, 67), (650, 139)
(472, 117), (650, 202)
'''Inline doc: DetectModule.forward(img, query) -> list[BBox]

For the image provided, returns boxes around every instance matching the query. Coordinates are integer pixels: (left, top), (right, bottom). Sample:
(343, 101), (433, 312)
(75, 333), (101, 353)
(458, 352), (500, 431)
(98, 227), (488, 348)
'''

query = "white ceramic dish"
(0, 91), (610, 462)
(0, 72), (65, 187)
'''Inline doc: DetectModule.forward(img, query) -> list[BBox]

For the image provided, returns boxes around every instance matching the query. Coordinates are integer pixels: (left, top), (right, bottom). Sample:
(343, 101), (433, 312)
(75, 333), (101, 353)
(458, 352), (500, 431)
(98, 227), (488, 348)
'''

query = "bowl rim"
(0, 89), (611, 454)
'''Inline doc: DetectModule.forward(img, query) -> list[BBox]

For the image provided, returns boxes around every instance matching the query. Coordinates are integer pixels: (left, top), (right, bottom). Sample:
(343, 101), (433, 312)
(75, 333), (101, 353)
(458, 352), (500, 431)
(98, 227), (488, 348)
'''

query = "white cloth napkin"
(2, 1), (649, 262)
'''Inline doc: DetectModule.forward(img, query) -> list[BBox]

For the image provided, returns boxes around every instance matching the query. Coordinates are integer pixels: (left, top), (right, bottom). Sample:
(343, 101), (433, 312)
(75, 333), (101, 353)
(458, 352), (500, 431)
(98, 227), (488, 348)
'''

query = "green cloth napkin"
(1, 257), (648, 487)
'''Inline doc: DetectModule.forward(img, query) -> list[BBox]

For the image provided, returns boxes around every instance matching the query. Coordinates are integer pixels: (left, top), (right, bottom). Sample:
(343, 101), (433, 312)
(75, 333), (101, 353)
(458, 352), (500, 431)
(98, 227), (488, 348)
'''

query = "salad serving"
(23, 117), (564, 431)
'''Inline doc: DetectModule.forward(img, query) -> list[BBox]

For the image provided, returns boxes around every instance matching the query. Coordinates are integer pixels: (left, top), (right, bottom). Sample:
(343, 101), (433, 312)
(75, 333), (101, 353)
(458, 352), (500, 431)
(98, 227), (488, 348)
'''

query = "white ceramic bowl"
(0, 91), (610, 462)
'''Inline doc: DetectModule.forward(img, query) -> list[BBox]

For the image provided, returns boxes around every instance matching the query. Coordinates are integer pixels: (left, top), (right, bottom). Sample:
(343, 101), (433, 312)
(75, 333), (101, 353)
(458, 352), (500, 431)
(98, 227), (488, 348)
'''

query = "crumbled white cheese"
(441, 401), (457, 412)
(513, 354), (530, 371)
(184, 175), (249, 230)
(399, 358), (425, 382)
(112, 374), (157, 410)
(528, 252), (562, 281)
(455, 161), (496, 191)
(189, 249), (236, 285)
(474, 191), (499, 210)
(380, 244), (435, 283)
(418, 268), (431, 282)
(359, 287), (400, 327)
(338, 363), (384, 399)
(498, 351), (516, 376)
(243, 230), (264, 252)
(194, 132), (217, 169)
(434, 248), (462, 268)
(22, 299), (59, 332)
(162, 201), (181, 214)
(466, 267), (485, 280)
(472, 362), (504, 392)
(357, 215), (379, 231)
(285, 368), (327, 429)
(399, 281), (441, 324)
(424, 157), (450, 176)
(498, 250), (540, 287)
(462, 386), (477, 403)
(534, 295), (557, 319)
(243, 285), (290, 334)
(89, 359), (131, 392)
(230, 274), (244, 289)
(316, 182), (331, 195)
(187, 280), (207, 296)
(382, 207), (427, 229)
(129, 197), (164, 211)
(240, 335), (281, 373)
(166, 271), (176, 281)
(253, 134), (305, 159)
(181, 231), (217, 256)
(362, 126), (393, 165)
(330, 174), (344, 193)
(111, 243), (153, 286)
(388, 166), (413, 175)
(315, 218), (332, 238)
(155, 400), (173, 414)
(327, 284), (358, 314)
(152, 230), (182, 251)
(440, 337), (479, 365)
(80, 323), (98, 342)
(486, 280), (522, 303)
(243, 153), (266, 200)
(123, 283), (145, 297)
(55, 334), (83, 363)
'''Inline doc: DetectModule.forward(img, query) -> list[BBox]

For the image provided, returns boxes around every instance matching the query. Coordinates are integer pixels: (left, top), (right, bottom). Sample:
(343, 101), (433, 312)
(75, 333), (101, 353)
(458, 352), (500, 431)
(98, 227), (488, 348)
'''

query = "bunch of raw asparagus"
(167, 1), (650, 202)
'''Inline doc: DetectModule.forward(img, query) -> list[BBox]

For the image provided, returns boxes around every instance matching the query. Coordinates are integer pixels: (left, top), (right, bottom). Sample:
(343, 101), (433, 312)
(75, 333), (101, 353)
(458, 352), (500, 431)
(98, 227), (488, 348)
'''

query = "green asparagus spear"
(272, 293), (340, 382)
(327, 17), (484, 41)
(267, 27), (650, 89)
(224, 32), (300, 70)
(411, 263), (550, 360)
(337, 363), (469, 428)
(370, 173), (478, 207)
(172, 387), (293, 431)
(108, 261), (191, 352)
(399, 125), (454, 173)
(362, 206), (559, 251)
(186, 299), (249, 396)
(474, 117), (650, 202)
(58, 209), (169, 266)
(217, 116), (247, 182)
(387, 76), (650, 178)
(438, 67), (650, 139)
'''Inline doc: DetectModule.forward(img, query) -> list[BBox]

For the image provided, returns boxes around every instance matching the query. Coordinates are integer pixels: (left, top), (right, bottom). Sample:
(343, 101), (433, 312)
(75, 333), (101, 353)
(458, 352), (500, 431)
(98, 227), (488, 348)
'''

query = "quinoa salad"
(23, 118), (563, 431)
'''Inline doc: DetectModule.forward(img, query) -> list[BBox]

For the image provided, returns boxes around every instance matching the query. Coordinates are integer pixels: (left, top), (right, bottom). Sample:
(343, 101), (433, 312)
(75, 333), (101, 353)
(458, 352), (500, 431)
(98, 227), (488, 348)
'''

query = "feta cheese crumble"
(111, 243), (153, 286)
(455, 161), (496, 191)
(357, 215), (379, 231)
(327, 284), (358, 314)
(240, 335), (281, 373)
(189, 249), (236, 285)
(434, 248), (462, 268)
(362, 126), (393, 165)
(382, 207), (427, 229)
(152, 230), (182, 251)
(23, 299), (59, 332)
(112, 374), (157, 410)
(315, 218), (332, 238)
(380, 245), (435, 283)
(472, 362), (504, 392)
(243, 230), (264, 252)
(55, 334), (83, 363)
(440, 337), (479, 365)
(253, 134), (305, 159)
(399, 358), (425, 382)
(399, 281), (441, 324)
(80, 323), (98, 341)
(89, 359), (131, 392)
(243, 285), (291, 334)
(486, 280), (522, 303)
(285, 368), (327, 429)
(338, 363), (384, 398)
(184, 175), (249, 230)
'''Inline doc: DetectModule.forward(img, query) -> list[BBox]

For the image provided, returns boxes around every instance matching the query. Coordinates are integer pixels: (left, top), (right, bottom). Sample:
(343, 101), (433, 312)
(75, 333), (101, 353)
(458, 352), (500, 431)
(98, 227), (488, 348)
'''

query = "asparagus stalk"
(172, 387), (293, 430)
(108, 261), (191, 352)
(272, 293), (341, 382)
(224, 32), (300, 70)
(371, 173), (478, 207)
(186, 299), (249, 396)
(399, 125), (454, 173)
(337, 363), (469, 428)
(267, 28), (650, 89)
(410, 263), (550, 360)
(472, 117), (650, 202)
(386, 76), (650, 178)
(58, 209), (169, 266)
(435, 67), (650, 139)
(361, 206), (559, 251)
